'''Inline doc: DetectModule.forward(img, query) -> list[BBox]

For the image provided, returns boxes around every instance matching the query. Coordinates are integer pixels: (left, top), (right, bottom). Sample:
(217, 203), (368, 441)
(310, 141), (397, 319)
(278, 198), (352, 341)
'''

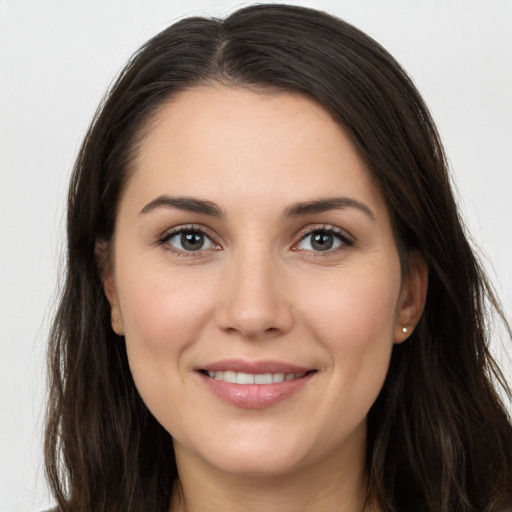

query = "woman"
(44, 4), (512, 511)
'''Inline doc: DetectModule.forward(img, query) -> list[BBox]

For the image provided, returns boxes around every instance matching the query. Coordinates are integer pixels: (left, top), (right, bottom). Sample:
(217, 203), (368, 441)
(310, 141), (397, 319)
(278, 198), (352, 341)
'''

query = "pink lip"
(196, 359), (315, 409)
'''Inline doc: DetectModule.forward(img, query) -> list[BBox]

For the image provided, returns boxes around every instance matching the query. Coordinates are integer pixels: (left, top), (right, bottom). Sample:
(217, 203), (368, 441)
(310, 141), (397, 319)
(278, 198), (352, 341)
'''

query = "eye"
(162, 228), (217, 252)
(296, 227), (352, 252)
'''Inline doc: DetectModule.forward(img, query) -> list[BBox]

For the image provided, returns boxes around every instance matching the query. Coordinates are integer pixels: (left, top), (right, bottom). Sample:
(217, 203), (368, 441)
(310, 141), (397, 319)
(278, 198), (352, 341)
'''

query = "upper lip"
(197, 359), (313, 374)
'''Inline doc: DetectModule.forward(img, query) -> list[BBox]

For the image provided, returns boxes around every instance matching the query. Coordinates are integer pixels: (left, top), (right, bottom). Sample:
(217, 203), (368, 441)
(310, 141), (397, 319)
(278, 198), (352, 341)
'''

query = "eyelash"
(158, 225), (219, 258)
(158, 224), (354, 257)
(294, 225), (354, 256)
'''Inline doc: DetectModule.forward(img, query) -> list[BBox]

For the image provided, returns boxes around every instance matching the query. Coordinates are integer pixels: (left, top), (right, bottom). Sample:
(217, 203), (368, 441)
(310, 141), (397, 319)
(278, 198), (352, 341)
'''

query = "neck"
(169, 428), (379, 512)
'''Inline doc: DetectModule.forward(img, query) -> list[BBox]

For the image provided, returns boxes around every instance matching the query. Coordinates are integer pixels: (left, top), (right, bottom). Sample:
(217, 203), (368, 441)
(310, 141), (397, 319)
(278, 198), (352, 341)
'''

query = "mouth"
(196, 360), (317, 409)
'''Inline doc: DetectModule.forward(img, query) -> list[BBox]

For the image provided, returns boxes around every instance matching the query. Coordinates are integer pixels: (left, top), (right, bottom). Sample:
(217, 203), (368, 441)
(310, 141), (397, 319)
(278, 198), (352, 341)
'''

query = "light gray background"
(1, 1), (511, 510)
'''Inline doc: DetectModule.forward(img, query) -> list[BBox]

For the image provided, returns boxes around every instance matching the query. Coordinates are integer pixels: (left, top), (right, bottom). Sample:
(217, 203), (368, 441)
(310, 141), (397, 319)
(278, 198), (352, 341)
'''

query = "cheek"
(298, 262), (401, 397)
(119, 261), (214, 348)
(302, 263), (399, 336)
(115, 262), (215, 401)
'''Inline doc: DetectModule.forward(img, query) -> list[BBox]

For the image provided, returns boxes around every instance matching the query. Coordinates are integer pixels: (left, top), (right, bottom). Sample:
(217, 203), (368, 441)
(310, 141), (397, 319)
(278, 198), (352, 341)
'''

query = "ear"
(95, 239), (125, 336)
(394, 251), (428, 343)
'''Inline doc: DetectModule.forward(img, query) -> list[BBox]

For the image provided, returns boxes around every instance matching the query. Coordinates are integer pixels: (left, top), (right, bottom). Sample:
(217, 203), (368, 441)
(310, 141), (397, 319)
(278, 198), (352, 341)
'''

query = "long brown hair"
(45, 4), (512, 511)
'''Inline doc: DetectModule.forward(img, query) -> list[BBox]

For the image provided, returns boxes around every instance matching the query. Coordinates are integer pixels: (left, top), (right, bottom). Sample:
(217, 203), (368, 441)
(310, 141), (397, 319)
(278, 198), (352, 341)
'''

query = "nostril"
(215, 295), (294, 338)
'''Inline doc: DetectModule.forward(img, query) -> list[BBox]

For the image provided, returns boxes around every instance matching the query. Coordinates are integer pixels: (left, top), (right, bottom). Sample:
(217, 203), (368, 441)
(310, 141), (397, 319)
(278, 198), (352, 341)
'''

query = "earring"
(402, 326), (408, 334)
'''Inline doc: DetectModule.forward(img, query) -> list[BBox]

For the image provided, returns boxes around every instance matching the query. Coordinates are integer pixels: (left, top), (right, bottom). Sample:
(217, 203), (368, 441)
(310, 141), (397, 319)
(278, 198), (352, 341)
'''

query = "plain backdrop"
(1, 1), (511, 510)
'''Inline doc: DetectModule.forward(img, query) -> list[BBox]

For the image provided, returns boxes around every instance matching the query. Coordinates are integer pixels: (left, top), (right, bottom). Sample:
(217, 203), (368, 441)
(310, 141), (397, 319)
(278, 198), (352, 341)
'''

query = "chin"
(206, 448), (307, 477)
(176, 427), (312, 477)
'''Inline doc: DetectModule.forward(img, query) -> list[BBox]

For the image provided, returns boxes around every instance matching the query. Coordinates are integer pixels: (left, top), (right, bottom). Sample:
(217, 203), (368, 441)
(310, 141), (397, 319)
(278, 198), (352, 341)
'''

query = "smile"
(204, 370), (308, 384)
(197, 361), (316, 409)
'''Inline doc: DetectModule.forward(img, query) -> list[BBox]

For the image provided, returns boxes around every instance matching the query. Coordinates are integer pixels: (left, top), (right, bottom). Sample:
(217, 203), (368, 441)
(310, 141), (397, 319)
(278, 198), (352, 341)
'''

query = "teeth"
(223, 371), (237, 383)
(205, 370), (307, 384)
(272, 373), (285, 383)
(255, 373), (272, 384)
(237, 372), (255, 384)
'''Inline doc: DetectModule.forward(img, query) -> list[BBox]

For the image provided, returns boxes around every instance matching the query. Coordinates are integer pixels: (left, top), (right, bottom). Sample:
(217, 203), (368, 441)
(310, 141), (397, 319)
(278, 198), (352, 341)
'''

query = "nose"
(215, 247), (293, 340)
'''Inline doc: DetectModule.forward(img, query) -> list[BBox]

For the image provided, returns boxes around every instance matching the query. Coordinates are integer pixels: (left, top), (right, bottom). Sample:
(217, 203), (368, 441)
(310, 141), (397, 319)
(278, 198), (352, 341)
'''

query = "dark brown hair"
(45, 4), (512, 511)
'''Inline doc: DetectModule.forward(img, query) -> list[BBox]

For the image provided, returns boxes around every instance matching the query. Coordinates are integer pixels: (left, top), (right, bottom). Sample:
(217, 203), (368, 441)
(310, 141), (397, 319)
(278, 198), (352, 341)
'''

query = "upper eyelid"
(295, 224), (354, 243)
(159, 224), (217, 241)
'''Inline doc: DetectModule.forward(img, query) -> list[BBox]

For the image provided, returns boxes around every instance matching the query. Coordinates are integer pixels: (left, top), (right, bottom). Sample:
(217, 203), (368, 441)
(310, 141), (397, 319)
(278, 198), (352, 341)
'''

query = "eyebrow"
(284, 196), (376, 221)
(140, 195), (225, 217)
(139, 194), (375, 221)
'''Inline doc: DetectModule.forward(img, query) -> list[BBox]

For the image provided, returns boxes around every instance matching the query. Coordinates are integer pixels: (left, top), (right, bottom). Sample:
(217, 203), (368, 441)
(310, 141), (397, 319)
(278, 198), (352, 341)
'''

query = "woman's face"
(105, 86), (423, 478)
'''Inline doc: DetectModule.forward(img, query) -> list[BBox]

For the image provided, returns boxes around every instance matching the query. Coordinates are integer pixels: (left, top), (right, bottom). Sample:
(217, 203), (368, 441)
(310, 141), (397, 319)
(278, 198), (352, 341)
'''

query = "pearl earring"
(402, 326), (408, 334)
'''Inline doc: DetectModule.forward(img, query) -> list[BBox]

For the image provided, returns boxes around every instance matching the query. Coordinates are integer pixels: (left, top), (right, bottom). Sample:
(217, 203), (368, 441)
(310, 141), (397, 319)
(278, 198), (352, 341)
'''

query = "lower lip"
(199, 372), (314, 409)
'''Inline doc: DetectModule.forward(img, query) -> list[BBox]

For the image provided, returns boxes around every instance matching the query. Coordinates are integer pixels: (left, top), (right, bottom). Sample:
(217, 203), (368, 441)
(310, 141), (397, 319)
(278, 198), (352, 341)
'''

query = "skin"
(104, 86), (427, 512)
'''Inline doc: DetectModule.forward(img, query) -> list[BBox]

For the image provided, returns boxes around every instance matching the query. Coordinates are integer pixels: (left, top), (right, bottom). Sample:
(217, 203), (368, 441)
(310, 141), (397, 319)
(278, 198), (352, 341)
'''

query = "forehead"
(123, 85), (386, 217)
